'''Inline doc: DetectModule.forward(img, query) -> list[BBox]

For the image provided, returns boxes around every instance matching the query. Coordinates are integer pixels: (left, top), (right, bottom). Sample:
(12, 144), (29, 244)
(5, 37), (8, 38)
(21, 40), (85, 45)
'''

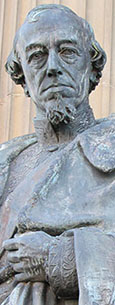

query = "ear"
(89, 41), (107, 93)
(5, 49), (30, 97)
(89, 70), (102, 93)
(5, 50), (24, 84)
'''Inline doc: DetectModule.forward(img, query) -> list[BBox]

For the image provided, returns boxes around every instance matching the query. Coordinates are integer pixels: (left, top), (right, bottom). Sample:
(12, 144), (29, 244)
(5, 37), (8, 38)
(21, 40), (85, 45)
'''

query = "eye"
(28, 50), (48, 64)
(59, 48), (76, 57)
(59, 47), (79, 63)
(33, 52), (42, 59)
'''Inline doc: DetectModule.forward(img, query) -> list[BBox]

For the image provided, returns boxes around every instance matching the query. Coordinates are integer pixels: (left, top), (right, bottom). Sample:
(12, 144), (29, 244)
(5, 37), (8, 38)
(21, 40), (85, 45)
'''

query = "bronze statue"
(0, 4), (115, 305)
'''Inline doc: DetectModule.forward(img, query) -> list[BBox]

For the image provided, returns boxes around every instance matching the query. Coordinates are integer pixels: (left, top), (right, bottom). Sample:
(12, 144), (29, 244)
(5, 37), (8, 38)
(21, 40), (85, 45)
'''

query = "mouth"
(42, 83), (74, 93)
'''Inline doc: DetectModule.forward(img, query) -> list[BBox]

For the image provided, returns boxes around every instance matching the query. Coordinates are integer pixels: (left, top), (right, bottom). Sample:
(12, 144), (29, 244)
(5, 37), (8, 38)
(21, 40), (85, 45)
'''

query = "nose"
(47, 50), (63, 77)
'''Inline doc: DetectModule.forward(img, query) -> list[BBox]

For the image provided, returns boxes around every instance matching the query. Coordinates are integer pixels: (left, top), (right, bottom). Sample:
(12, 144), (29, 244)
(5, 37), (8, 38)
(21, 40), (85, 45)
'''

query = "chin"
(45, 95), (77, 126)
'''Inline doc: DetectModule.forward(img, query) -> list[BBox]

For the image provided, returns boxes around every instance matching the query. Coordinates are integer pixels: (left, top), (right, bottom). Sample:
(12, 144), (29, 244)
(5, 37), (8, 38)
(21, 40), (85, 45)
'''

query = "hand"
(3, 231), (54, 282)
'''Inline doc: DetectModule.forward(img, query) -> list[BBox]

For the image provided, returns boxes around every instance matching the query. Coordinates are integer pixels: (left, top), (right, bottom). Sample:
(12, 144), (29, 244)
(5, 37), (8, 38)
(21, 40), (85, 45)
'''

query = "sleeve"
(46, 233), (78, 299)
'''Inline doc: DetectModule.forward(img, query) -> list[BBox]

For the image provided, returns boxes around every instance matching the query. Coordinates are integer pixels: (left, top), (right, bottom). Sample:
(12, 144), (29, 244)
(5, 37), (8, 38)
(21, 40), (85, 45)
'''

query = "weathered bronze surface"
(0, 4), (115, 305)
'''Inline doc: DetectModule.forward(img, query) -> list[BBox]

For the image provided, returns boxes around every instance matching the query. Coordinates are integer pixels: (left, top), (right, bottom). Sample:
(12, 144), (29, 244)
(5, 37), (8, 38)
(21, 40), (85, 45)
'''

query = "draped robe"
(0, 115), (115, 305)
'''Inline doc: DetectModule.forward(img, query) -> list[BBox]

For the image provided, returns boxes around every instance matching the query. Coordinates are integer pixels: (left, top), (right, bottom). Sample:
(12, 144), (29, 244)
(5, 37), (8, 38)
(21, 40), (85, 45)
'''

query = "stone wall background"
(0, 0), (115, 143)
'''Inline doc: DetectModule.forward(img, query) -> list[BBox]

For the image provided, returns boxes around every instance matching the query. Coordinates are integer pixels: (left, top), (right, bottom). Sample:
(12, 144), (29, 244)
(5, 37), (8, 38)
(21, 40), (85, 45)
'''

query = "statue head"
(5, 4), (106, 125)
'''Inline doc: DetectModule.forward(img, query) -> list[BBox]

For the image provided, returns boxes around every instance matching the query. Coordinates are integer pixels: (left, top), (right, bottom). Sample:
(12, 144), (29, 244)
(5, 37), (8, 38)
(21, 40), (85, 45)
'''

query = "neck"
(34, 98), (96, 146)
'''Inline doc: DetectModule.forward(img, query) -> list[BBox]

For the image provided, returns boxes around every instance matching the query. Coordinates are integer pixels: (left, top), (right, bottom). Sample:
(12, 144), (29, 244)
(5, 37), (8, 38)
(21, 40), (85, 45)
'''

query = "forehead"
(18, 9), (86, 50)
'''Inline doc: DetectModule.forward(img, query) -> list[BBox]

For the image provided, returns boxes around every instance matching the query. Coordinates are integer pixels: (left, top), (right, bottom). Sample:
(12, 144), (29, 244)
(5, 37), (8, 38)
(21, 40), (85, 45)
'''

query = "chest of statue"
(1, 137), (114, 244)
(16, 139), (114, 235)
(1, 116), (115, 247)
(0, 121), (115, 305)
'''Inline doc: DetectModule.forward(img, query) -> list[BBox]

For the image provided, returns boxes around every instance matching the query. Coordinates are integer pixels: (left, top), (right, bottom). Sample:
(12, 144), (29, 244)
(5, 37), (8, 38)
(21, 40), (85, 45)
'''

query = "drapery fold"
(74, 228), (115, 305)
(1, 282), (54, 305)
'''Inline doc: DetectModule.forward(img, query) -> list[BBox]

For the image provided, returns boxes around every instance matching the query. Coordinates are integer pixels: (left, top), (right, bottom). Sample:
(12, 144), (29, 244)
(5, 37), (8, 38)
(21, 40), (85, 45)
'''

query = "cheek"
(69, 67), (88, 83)
(23, 65), (38, 95)
(65, 56), (89, 79)
(77, 55), (89, 71)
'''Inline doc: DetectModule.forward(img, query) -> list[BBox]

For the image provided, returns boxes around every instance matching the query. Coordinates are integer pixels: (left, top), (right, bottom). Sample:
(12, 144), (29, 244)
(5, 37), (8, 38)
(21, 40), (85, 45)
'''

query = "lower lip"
(42, 86), (73, 93)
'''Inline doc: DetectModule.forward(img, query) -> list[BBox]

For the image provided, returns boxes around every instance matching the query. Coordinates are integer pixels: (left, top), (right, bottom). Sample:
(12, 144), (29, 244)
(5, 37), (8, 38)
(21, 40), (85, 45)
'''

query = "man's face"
(18, 9), (91, 124)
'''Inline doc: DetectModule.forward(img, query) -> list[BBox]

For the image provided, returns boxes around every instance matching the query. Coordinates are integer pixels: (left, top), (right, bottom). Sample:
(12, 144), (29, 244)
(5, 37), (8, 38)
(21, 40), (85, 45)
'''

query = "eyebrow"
(25, 39), (78, 52)
(56, 39), (78, 46)
(26, 43), (45, 52)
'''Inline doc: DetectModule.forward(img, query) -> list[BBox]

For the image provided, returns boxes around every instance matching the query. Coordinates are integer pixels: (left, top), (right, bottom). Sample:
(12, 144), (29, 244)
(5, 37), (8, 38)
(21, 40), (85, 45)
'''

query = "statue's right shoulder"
(0, 133), (37, 156)
(0, 133), (37, 205)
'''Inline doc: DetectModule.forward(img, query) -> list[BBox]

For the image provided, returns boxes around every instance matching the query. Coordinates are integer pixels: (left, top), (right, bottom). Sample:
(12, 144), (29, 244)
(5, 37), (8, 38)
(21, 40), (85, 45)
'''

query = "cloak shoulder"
(0, 133), (37, 204)
(77, 114), (115, 172)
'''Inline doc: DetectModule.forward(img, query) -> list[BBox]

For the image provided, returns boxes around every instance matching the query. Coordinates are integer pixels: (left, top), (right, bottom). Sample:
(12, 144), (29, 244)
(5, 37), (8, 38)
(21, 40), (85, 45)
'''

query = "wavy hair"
(5, 4), (107, 96)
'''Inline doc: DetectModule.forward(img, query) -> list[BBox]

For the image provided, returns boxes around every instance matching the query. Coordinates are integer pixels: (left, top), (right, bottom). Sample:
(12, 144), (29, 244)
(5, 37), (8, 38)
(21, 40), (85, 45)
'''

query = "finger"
(13, 262), (24, 273)
(55, 112), (62, 120)
(3, 239), (19, 251)
(65, 111), (74, 120)
(7, 251), (20, 263)
(15, 272), (32, 282)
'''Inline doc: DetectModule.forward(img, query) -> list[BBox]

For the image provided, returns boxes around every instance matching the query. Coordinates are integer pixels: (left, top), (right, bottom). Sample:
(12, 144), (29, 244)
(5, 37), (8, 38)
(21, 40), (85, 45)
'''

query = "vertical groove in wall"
(86, 0), (107, 118)
(0, 0), (5, 142)
(0, 0), (6, 142)
(101, 0), (113, 118)
(84, 0), (87, 20)
(60, 0), (86, 17)
(0, 0), (5, 73)
(8, 0), (19, 140)
(8, 0), (37, 140)
(0, 0), (19, 142)
(109, 0), (115, 113)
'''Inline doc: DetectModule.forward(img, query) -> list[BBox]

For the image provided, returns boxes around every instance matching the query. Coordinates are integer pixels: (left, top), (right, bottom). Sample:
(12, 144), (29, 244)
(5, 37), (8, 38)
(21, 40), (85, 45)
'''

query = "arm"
(3, 230), (78, 299)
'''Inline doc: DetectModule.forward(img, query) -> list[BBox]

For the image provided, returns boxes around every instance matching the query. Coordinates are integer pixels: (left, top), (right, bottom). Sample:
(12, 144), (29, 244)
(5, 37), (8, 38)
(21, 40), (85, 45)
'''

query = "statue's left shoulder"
(77, 114), (115, 173)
